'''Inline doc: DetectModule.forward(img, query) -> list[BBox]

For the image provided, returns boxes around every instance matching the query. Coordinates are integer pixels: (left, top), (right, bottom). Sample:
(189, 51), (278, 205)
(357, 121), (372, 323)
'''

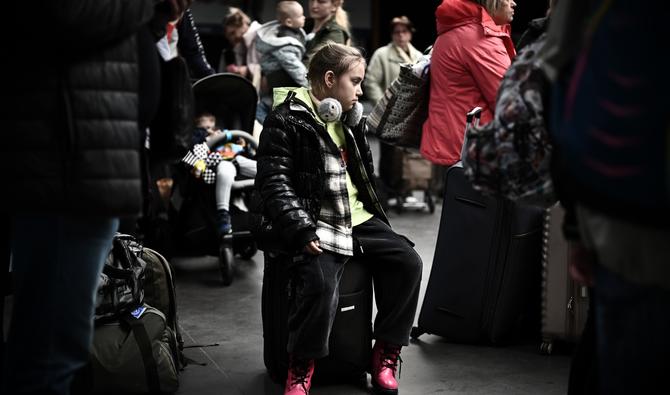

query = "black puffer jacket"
(0, 2), (155, 216)
(255, 93), (387, 252)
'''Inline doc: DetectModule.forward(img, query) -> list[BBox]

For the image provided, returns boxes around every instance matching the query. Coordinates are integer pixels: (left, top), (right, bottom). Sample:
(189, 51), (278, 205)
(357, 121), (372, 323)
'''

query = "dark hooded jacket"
(255, 89), (387, 252)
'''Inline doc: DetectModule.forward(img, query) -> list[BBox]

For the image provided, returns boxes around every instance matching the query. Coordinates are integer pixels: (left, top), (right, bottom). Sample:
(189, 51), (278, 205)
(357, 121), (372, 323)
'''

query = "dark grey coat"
(0, 1), (156, 216)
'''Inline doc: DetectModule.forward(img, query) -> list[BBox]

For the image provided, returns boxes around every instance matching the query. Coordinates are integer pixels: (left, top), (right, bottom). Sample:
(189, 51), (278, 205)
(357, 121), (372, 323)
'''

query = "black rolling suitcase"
(262, 252), (373, 384)
(411, 164), (544, 344)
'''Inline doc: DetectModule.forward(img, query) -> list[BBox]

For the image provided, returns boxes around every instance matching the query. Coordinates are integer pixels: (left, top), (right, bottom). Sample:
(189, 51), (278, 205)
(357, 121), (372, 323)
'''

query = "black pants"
(287, 217), (423, 359)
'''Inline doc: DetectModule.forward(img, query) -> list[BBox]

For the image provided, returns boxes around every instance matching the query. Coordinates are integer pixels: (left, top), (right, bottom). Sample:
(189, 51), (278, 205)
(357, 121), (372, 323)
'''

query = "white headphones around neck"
(317, 98), (363, 127)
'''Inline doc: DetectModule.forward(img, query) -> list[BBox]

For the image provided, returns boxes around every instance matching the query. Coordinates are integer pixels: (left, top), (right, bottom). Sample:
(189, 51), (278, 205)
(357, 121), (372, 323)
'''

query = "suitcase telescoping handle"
(466, 107), (482, 125)
(460, 107), (483, 164)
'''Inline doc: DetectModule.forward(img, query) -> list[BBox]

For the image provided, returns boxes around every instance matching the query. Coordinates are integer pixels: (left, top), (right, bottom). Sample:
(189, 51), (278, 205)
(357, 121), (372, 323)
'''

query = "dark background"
(194, 0), (549, 72)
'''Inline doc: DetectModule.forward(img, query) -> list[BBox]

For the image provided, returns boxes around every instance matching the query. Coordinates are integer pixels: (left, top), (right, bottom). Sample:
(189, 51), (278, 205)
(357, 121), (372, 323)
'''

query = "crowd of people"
(2, 1), (667, 395)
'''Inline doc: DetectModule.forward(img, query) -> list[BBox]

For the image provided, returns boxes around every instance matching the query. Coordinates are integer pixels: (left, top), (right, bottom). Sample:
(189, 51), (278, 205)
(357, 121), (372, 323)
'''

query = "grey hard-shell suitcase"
(540, 203), (590, 354)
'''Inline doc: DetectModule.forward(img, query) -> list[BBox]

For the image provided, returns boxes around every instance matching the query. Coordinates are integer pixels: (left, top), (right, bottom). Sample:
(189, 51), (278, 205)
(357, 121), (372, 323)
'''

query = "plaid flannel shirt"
(314, 125), (355, 256)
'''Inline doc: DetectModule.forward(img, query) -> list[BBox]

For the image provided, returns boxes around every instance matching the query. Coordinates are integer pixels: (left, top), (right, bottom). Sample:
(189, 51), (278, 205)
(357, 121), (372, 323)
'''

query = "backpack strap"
(122, 313), (161, 394)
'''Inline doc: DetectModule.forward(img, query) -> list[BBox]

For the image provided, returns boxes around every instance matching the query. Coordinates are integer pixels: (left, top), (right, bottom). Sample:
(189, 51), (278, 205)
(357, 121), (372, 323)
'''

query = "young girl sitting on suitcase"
(255, 43), (423, 395)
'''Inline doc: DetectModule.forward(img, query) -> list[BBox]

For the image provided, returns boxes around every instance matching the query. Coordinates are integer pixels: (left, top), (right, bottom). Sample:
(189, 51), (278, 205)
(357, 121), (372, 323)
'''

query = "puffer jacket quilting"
(1, 2), (154, 216)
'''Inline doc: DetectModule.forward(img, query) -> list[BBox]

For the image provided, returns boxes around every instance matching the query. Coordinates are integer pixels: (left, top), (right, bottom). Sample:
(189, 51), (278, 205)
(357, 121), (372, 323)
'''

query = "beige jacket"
(364, 42), (422, 104)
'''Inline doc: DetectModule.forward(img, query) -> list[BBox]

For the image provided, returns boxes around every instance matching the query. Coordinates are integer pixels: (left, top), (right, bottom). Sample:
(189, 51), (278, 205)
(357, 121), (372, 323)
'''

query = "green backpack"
(80, 239), (184, 394)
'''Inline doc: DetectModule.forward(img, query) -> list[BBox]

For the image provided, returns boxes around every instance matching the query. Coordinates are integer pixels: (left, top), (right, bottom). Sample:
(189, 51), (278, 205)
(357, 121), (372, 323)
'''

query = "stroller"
(174, 73), (259, 286)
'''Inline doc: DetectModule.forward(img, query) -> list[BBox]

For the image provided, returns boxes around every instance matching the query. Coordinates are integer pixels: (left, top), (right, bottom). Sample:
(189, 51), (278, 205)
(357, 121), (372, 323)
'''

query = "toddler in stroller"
(184, 112), (257, 236)
(175, 73), (259, 285)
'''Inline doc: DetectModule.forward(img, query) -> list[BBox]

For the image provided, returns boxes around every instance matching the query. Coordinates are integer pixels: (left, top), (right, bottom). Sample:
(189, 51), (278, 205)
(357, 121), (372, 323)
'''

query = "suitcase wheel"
(239, 242), (258, 260)
(410, 326), (424, 340)
(540, 341), (554, 355)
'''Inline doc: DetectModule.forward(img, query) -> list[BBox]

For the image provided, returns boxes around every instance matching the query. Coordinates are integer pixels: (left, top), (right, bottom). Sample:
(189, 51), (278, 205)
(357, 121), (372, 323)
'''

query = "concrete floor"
(172, 195), (572, 395)
(1, 137), (572, 395)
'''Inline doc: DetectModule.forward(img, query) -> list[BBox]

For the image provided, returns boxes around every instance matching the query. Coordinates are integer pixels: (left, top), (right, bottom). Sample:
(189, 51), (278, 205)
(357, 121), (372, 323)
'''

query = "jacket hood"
(243, 20), (262, 48)
(273, 86), (316, 113)
(436, 0), (511, 37)
(257, 20), (306, 50)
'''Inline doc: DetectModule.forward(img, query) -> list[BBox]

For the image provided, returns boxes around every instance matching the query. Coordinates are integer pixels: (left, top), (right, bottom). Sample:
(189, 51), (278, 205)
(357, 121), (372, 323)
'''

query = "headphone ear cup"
(317, 98), (342, 122)
(344, 101), (363, 127)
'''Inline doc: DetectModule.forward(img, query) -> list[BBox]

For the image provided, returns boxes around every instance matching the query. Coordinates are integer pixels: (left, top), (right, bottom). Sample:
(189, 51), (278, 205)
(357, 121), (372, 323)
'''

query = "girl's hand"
(303, 240), (323, 255)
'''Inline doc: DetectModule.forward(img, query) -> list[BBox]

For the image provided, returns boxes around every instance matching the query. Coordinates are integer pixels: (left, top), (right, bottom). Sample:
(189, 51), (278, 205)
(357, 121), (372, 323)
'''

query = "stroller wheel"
(219, 242), (234, 286)
(239, 243), (258, 260)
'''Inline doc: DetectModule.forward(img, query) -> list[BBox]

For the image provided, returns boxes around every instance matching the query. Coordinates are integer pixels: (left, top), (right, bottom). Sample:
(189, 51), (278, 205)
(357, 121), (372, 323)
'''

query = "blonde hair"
(307, 43), (364, 95)
(471, 0), (504, 15)
(332, 0), (351, 34)
(223, 7), (250, 29)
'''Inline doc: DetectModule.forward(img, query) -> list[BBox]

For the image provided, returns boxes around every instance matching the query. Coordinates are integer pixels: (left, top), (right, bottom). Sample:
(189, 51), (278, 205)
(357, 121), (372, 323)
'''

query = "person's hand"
(226, 64), (240, 74)
(303, 240), (323, 255)
(204, 130), (222, 143)
(567, 241), (596, 286)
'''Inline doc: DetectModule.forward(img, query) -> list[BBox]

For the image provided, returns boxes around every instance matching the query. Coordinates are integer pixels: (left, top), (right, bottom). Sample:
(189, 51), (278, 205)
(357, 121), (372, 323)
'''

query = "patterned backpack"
(463, 35), (556, 207)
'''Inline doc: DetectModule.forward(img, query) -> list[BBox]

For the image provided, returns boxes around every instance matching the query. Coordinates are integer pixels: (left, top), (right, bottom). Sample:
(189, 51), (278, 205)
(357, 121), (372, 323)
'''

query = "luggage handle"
(466, 107), (483, 125)
(112, 237), (141, 271)
(457, 107), (483, 167)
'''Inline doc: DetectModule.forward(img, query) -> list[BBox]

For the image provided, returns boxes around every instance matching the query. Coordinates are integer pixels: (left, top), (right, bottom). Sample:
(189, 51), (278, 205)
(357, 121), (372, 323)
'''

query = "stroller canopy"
(193, 73), (258, 134)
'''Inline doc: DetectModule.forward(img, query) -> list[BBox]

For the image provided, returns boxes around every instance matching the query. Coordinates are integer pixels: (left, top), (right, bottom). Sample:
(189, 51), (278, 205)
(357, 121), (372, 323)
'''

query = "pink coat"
(421, 0), (515, 166)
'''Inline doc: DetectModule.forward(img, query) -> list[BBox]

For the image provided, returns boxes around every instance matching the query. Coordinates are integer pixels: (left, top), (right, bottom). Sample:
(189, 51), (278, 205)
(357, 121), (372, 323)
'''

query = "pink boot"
(371, 341), (402, 394)
(284, 355), (315, 395)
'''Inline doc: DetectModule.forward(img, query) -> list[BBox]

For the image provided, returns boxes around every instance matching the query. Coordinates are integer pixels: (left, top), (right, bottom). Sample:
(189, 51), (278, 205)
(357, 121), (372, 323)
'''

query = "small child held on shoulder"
(255, 0), (308, 122)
